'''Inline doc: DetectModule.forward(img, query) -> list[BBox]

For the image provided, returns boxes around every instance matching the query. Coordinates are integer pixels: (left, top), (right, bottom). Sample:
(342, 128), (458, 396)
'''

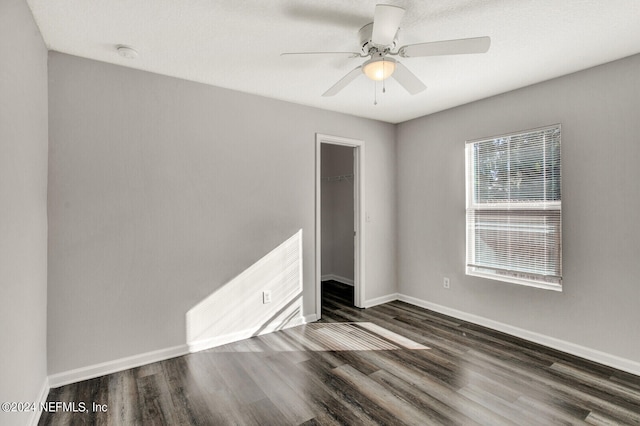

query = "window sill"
(466, 269), (563, 292)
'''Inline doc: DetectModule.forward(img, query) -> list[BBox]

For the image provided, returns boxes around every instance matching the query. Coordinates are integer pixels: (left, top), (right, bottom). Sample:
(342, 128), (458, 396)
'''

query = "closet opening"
(315, 134), (365, 318)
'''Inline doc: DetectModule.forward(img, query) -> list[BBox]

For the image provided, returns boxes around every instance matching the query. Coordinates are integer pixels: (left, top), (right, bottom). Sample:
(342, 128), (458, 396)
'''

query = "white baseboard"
(303, 313), (319, 324)
(321, 274), (354, 286)
(49, 313), (318, 388)
(48, 344), (189, 388)
(364, 292), (399, 308)
(27, 377), (50, 426)
(188, 314), (316, 353)
(397, 294), (640, 377)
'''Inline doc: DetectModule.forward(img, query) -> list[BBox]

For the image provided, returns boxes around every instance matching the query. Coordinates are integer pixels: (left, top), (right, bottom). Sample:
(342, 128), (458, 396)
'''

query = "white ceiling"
(27, 0), (640, 124)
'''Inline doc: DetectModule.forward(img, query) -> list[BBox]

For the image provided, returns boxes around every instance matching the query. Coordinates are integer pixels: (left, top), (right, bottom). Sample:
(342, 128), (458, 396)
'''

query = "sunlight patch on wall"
(186, 230), (303, 352)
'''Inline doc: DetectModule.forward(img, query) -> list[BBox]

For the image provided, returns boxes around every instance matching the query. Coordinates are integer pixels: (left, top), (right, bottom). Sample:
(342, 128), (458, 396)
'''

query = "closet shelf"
(321, 174), (354, 183)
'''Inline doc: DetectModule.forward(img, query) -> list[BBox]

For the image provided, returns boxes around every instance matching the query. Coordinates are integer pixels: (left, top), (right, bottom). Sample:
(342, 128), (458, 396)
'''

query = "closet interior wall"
(320, 144), (355, 286)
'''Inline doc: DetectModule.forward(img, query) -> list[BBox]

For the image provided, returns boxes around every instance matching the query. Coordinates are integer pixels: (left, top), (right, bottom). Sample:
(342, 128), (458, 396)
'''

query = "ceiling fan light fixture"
(362, 57), (396, 81)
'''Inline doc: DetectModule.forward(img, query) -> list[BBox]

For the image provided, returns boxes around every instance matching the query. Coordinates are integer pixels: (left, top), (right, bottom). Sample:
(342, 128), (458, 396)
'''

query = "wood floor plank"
(514, 395), (590, 426)
(236, 350), (315, 424)
(353, 347), (517, 426)
(368, 368), (479, 426)
(39, 280), (640, 425)
(294, 356), (387, 424)
(332, 363), (440, 426)
(106, 369), (143, 425)
(136, 373), (177, 425)
(162, 356), (217, 425)
(465, 348), (640, 424)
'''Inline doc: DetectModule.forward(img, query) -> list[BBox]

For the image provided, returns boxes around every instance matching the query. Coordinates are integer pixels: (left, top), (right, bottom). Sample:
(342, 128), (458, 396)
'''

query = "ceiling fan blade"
(371, 4), (405, 46)
(281, 52), (362, 58)
(392, 62), (426, 95)
(322, 66), (362, 97)
(399, 36), (491, 57)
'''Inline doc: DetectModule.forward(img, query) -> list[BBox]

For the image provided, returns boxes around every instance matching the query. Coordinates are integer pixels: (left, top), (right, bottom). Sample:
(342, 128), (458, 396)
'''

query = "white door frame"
(315, 133), (365, 317)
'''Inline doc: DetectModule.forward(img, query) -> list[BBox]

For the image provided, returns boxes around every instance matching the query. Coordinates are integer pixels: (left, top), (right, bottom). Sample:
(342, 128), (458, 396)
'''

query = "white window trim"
(465, 124), (562, 291)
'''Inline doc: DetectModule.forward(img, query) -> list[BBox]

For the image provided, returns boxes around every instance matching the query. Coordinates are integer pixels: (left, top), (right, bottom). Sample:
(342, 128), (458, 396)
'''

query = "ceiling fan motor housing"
(359, 22), (399, 55)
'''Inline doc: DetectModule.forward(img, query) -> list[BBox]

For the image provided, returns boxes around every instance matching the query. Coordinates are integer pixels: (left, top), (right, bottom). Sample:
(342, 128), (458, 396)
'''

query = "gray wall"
(397, 54), (640, 362)
(47, 52), (396, 374)
(0, 0), (49, 424)
(321, 144), (355, 282)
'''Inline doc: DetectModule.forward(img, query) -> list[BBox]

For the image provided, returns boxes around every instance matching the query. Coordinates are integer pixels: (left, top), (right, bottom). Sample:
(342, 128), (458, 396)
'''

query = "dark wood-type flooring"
(40, 281), (640, 425)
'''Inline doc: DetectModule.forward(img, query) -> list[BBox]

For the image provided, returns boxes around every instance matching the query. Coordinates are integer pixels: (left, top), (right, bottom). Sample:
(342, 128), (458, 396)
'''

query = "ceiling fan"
(282, 4), (491, 97)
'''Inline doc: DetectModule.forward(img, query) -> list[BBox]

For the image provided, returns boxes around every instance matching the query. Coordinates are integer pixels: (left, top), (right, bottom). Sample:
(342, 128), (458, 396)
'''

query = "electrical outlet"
(443, 277), (450, 289)
(263, 291), (272, 304)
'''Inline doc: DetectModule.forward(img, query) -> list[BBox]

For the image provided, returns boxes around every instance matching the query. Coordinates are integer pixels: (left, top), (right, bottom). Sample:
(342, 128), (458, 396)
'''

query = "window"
(465, 124), (562, 290)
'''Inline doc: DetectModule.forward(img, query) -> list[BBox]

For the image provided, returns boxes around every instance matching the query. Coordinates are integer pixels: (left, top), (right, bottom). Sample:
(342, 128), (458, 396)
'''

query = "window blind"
(465, 125), (562, 290)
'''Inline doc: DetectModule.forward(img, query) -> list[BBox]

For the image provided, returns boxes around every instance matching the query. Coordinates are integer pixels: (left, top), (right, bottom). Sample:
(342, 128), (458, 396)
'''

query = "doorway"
(315, 134), (364, 318)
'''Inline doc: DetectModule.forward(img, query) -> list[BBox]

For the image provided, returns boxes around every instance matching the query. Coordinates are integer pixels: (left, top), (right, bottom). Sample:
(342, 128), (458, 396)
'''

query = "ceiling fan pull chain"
(374, 80), (378, 105)
(382, 58), (387, 93)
